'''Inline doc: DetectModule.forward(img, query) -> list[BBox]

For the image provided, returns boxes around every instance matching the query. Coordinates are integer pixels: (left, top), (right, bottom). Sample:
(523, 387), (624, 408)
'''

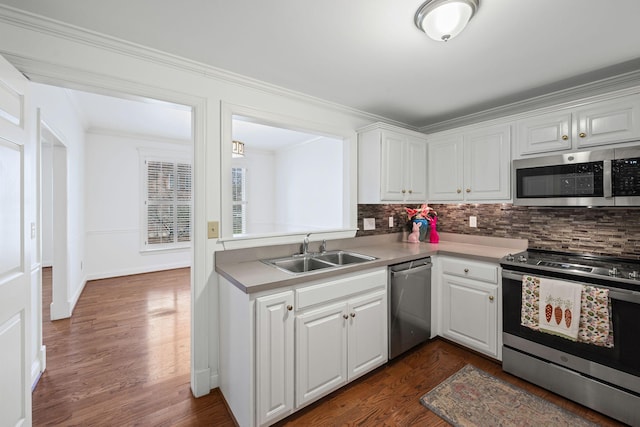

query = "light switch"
(388, 216), (394, 228)
(469, 216), (477, 228)
(208, 221), (219, 238)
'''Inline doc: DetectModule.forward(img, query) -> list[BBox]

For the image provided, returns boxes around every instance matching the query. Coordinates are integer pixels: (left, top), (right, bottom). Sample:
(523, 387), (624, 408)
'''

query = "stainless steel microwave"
(513, 145), (640, 206)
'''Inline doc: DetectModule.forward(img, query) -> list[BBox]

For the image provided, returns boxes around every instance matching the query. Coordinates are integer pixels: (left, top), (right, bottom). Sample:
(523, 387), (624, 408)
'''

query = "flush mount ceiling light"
(415, 0), (479, 42)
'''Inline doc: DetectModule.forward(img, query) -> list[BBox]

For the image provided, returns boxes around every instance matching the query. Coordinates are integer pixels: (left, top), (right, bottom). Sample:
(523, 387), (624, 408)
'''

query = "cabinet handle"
(350, 312), (356, 318)
(401, 189), (406, 194)
(287, 305), (293, 311)
(466, 188), (471, 193)
(489, 295), (494, 301)
(343, 314), (349, 319)
(408, 190), (413, 194)
(579, 132), (586, 138)
(456, 188), (462, 193)
(562, 135), (569, 140)
(464, 268), (469, 273)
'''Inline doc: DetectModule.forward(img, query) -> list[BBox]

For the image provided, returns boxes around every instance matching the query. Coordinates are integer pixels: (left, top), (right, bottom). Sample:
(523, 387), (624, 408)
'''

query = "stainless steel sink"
(262, 250), (376, 274)
(314, 250), (376, 265)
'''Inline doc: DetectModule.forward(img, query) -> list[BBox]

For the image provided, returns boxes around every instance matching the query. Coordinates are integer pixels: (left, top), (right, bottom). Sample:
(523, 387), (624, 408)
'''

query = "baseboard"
(50, 299), (71, 320)
(192, 367), (211, 397)
(69, 275), (87, 315)
(30, 345), (46, 390)
(85, 262), (191, 281)
(209, 371), (219, 389)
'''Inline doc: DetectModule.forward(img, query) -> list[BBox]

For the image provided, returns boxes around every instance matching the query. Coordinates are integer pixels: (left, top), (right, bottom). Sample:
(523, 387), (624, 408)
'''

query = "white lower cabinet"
(295, 288), (387, 408)
(256, 291), (294, 426)
(438, 257), (500, 359)
(295, 301), (348, 406)
(219, 267), (387, 427)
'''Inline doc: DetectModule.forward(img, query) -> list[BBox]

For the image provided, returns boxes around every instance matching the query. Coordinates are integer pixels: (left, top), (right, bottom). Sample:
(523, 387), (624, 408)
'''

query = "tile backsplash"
(357, 203), (640, 259)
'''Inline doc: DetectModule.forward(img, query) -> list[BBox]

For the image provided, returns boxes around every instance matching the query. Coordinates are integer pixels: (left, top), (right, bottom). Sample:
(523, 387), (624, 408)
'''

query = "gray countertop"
(215, 232), (528, 294)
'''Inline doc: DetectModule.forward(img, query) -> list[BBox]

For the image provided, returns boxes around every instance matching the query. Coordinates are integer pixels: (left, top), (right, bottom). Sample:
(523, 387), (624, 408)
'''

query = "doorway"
(35, 84), (196, 404)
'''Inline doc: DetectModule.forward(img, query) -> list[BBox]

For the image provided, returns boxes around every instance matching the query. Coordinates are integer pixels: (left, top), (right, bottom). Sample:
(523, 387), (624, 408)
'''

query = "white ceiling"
(5, 0), (640, 128)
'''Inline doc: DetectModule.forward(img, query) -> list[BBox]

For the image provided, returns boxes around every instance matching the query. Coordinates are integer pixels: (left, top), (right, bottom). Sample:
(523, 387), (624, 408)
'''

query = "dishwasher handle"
(390, 263), (432, 276)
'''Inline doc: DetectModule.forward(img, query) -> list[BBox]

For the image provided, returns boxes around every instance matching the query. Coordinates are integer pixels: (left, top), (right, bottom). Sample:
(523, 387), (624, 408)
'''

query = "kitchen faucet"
(301, 233), (311, 255)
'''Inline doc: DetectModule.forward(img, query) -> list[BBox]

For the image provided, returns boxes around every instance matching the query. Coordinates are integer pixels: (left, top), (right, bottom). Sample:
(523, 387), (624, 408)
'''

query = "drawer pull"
(343, 314), (349, 320)
(464, 268), (469, 273)
(350, 312), (356, 318)
(562, 135), (568, 140)
(489, 295), (494, 301)
(287, 305), (293, 311)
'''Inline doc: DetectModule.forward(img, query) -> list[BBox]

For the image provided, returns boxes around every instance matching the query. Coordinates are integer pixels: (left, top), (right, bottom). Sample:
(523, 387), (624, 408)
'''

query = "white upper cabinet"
(516, 93), (640, 156)
(358, 123), (428, 203)
(428, 124), (511, 203)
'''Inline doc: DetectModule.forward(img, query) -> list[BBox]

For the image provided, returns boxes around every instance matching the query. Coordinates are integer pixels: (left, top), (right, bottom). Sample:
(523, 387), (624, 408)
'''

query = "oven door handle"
(502, 270), (525, 281)
(609, 289), (640, 305)
(503, 270), (640, 304)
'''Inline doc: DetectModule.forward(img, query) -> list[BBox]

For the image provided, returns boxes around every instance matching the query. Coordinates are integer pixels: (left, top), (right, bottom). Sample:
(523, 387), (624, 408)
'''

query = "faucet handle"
(320, 239), (327, 253)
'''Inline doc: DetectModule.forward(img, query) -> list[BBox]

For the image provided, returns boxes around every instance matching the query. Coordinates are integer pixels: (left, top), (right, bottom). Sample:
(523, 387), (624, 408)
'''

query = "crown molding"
(0, 4), (408, 129)
(419, 68), (640, 134)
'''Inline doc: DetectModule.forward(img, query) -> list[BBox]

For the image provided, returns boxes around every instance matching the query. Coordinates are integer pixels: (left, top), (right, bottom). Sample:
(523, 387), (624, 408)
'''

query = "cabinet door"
(464, 124), (511, 201)
(428, 135), (464, 201)
(574, 95), (640, 148)
(256, 291), (294, 426)
(441, 275), (498, 358)
(516, 111), (572, 155)
(380, 131), (407, 201)
(296, 302), (348, 407)
(405, 137), (428, 202)
(347, 290), (388, 380)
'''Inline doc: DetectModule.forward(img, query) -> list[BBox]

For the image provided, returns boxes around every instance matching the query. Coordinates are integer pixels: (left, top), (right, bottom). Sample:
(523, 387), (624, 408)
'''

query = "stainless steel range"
(501, 249), (640, 426)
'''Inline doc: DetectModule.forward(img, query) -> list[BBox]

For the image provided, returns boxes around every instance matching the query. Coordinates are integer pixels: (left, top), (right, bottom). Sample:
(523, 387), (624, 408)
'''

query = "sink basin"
(262, 250), (376, 274)
(270, 256), (334, 273)
(314, 250), (376, 265)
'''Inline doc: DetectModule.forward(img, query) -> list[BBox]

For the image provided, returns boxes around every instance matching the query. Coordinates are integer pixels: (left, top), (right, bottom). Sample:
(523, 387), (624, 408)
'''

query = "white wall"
(84, 131), (192, 279)
(276, 136), (343, 231)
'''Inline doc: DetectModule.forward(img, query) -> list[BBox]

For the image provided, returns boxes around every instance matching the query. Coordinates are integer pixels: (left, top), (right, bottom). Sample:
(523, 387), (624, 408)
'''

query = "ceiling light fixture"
(232, 140), (245, 157)
(415, 0), (479, 42)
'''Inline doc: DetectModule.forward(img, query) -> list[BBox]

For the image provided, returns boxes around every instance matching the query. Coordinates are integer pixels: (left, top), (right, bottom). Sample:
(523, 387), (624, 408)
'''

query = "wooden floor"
(34, 268), (625, 426)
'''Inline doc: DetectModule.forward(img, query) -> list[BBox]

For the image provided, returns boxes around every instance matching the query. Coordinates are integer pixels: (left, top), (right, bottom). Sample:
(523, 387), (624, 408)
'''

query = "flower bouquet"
(405, 203), (439, 243)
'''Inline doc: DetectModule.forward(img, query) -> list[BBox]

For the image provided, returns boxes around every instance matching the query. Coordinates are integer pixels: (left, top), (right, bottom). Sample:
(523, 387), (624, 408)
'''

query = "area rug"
(420, 364), (597, 427)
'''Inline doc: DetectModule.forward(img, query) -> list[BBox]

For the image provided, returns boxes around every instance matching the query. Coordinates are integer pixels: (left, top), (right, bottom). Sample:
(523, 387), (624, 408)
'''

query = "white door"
(405, 137), (428, 202)
(380, 131), (407, 201)
(428, 135), (464, 201)
(347, 290), (387, 380)
(295, 301), (347, 408)
(441, 275), (497, 358)
(464, 124), (511, 201)
(0, 54), (32, 426)
(256, 291), (294, 427)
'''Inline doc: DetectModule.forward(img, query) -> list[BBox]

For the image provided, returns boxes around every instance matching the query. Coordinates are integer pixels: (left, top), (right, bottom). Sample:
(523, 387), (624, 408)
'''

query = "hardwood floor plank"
(35, 268), (625, 426)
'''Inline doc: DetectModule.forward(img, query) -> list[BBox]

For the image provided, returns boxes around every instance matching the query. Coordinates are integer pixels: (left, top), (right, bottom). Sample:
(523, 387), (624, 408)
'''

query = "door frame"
(24, 67), (209, 397)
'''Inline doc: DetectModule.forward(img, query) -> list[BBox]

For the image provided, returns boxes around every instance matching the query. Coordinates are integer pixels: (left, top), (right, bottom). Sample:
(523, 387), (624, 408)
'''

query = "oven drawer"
(441, 257), (498, 284)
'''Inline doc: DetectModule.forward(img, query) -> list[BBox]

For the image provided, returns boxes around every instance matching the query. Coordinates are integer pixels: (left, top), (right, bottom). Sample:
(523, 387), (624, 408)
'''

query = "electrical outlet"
(469, 216), (477, 228)
(363, 218), (376, 230)
(388, 216), (394, 228)
(208, 221), (219, 238)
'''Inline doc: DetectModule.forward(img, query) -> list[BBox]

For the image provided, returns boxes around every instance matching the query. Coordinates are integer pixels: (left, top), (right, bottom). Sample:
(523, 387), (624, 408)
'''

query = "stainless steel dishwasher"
(388, 257), (432, 359)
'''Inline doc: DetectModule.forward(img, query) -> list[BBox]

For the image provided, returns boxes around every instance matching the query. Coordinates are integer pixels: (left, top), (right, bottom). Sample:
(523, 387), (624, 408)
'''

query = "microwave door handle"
(603, 160), (612, 198)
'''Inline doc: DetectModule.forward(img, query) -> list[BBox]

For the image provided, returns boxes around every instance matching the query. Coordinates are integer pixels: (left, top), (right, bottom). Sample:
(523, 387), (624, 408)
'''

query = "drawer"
(296, 268), (386, 310)
(440, 257), (497, 284)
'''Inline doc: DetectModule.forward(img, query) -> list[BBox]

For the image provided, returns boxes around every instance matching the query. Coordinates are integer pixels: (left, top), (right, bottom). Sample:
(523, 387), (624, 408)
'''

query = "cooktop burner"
(500, 249), (640, 285)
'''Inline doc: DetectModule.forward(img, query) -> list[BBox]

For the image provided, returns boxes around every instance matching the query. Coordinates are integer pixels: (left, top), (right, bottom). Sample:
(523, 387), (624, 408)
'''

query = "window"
(232, 167), (247, 235)
(143, 158), (192, 249)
